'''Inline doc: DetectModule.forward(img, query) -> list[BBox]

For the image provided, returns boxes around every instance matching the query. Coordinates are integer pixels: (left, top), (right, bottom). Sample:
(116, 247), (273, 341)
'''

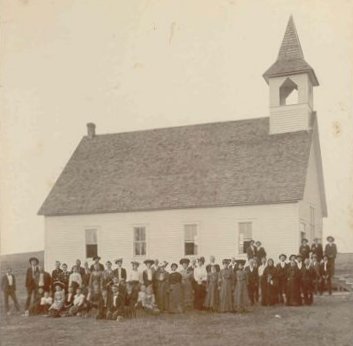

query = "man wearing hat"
(311, 238), (323, 262)
(324, 236), (337, 276)
(142, 259), (155, 288)
(245, 258), (259, 305)
(24, 257), (39, 315)
(90, 256), (104, 272)
(320, 255), (332, 295)
(255, 241), (267, 265)
(246, 240), (257, 261)
(299, 238), (310, 260)
(113, 258), (127, 282)
(276, 254), (288, 304)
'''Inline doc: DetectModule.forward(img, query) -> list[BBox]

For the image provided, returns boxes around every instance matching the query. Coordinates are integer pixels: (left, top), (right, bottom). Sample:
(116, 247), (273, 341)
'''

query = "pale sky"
(1, 0), (352, 254)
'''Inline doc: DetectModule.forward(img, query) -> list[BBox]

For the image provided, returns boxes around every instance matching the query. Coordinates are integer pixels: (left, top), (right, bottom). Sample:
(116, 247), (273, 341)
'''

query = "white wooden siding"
(44, 203), (299, 271)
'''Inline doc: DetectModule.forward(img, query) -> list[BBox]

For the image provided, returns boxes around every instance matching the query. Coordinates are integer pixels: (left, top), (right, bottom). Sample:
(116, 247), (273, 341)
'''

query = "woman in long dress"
(286, 256), (301, 306)
(154, 262), (169, 312)
(179, 258), (194, 310)
(263, 258), (278, 306)
(168, 263), (183, 313)
(258, 256), (267, 306)
(218, 259), (234, 312)
(88, 263), (103, 292)
(233, 261), (250, 312)
(204, 264), (219, 312)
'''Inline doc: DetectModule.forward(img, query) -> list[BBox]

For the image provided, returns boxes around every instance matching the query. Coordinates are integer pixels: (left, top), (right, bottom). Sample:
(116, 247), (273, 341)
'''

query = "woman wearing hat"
(179, 258), (194, 310)
(90, 256), (104, 272)
(154, 262), (169, 312)
(276, 254), (288, 304)
(286, 256), (301, 306)
(204, 261), (220, 312)
(233, 260), (250, 312)
(324, 236), (337, 276)
(262, 259), (278, 306)
(219, 259), (234, 312)
(142, 260), (155, 288)
(88, 263), (104, 293)
(168, 263), (183, 313)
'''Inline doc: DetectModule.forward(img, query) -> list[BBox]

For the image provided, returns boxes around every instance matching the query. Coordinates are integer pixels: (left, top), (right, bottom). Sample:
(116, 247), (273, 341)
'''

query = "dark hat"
(250, 240), (255, 244)
(144, 259), (154, 266)
(255, 241), (262, 246)
(279, 254), (287, 260)
(115, 258), (123, 264)
(179, 258), (190, 265)
(106, 260), (112, 265)
(29, 257), (39, 264)
(92, 256), (101, 261)
(327, 236), (335, 242)
(197, 256), (205, 263)
(131, 261), (140, 266)
(222, 259), (230, 265)
(171, 263), (178, 269)
(289, 254), (296, 260)
(53, 281), (64, 289)
(302, 238), (308, 243)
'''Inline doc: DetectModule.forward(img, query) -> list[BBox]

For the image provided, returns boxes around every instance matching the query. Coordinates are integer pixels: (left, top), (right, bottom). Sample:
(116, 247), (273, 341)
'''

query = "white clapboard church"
(39, 17), (327, 268)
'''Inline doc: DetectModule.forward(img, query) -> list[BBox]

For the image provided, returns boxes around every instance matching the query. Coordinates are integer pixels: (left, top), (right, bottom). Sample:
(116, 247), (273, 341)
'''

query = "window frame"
(184, 223), (199, 256)
(238, 221), (253, 254)
(133, 225), (147, 258)
(85, 228), (98, 259)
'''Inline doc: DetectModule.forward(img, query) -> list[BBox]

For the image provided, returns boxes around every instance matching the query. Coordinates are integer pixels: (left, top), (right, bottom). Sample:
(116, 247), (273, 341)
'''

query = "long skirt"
(155, 281), (169, 312)
(169, 283), (183, 313)
(219, 280), (233, 312)
(234, 281), (250, 311)
(286, 278), (301, 306)
(181, 279), (194, 310)
(204, 280), (219, 311)
(194, 282), (207, 310)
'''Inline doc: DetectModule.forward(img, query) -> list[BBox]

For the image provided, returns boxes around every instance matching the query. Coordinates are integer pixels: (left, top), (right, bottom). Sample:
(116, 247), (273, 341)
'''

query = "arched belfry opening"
(279, 78), (298, 106)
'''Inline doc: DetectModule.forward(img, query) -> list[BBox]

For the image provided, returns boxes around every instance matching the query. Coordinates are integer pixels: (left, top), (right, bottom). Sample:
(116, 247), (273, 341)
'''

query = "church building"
(39, 17), (327, 268)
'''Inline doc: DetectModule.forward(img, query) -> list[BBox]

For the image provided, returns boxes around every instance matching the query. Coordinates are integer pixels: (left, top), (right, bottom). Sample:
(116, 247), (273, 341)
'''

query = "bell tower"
(263, 16), (319, 134)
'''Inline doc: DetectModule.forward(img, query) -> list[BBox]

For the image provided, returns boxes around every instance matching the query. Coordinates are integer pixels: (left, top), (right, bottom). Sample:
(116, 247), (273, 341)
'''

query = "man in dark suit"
(324, 236), (337, 276)
(311, 238), (323, 262)
(299, 239), (311, 259)
(276, 254), (288, 304)
(113, 258), (127, 281)
(90, 256), (105, 272)
(1, 267), (20, 314)
(35, 265), (51, 293)
(246, 240), (257, 261)
(72, 259), (85, 277)
(301, 258), (315, 305)
(320, 255), (332, 295)
(25, 257), (39, 315)
(255, 241), (267, 265)
(245, 258), (259, 305)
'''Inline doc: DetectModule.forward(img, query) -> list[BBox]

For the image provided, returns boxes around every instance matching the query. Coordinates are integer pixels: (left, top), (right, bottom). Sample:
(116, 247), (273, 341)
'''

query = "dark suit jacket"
(206, 264), (220, 273)
(311, 244), (323, 260)
(246, 246), (257, 260)
(299, 245), (311, 259)
(320, 262), (331, 278)
(245, 266), (259, 286)
(1, 274), (16, 292)
(142, 268), (155, 286)
(90, 263), (105, 272)
(256, 247), (267, 262)
(113, 267), (127, 281)
(301, 266), (315, 285)
(276, 262), (288, 282)
(36, 271), (51, 292)
(325, 244), (337, 259)
(51, 268), (63, 283)
(25, 267), (38, 288)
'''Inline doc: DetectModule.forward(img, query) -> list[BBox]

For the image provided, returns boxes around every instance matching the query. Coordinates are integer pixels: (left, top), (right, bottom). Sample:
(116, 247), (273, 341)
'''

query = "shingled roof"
(38, 117), (314, 216)
(263, 16), (319, 86)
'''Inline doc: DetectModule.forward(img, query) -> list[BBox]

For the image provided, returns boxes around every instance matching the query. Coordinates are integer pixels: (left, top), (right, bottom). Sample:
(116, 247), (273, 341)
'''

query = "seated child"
(68, 287), (86, 316)
(63, 286), (75, 313)
(140, 285), (160, 315)
(136, 284), (146, 308)
(40, 291), (53, 314)
(48, 282), (65, 317)
(106, 284), (125, 321)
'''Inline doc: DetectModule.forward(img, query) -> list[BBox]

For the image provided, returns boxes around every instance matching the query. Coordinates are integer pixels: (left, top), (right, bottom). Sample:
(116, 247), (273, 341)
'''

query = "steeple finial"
(277, 15), (304, 60)
(263, 16), (319, 86)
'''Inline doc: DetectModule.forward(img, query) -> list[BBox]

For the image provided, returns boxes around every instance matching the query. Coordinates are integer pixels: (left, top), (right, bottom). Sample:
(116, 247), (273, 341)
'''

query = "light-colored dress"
(233, 270), (250, 311)
(204, 271), (219, 311)
(180, 268), (194, 309)
(49, 290), (65, 311)
(219, 268), (234, 312)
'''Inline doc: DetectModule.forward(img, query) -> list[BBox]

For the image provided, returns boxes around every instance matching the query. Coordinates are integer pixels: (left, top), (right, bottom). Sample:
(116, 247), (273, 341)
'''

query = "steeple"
(263, 16), (319, 86)
(264, 16), (319, 135)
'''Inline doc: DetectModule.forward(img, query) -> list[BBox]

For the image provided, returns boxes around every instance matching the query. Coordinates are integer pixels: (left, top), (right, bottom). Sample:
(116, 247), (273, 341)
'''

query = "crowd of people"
(1, 236), (338, 321)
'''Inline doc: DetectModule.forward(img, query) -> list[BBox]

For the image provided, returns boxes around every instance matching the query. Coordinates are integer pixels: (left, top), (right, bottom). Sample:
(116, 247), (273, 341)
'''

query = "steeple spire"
(263, 16), (319, 86)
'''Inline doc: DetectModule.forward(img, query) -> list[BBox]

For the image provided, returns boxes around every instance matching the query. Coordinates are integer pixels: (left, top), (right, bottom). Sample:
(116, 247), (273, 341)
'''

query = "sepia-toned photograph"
(0, 1), (352, 345)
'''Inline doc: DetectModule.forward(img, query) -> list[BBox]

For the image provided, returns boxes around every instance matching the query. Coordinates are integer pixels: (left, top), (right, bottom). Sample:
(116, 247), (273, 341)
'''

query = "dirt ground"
(1, 293), (352, 346)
